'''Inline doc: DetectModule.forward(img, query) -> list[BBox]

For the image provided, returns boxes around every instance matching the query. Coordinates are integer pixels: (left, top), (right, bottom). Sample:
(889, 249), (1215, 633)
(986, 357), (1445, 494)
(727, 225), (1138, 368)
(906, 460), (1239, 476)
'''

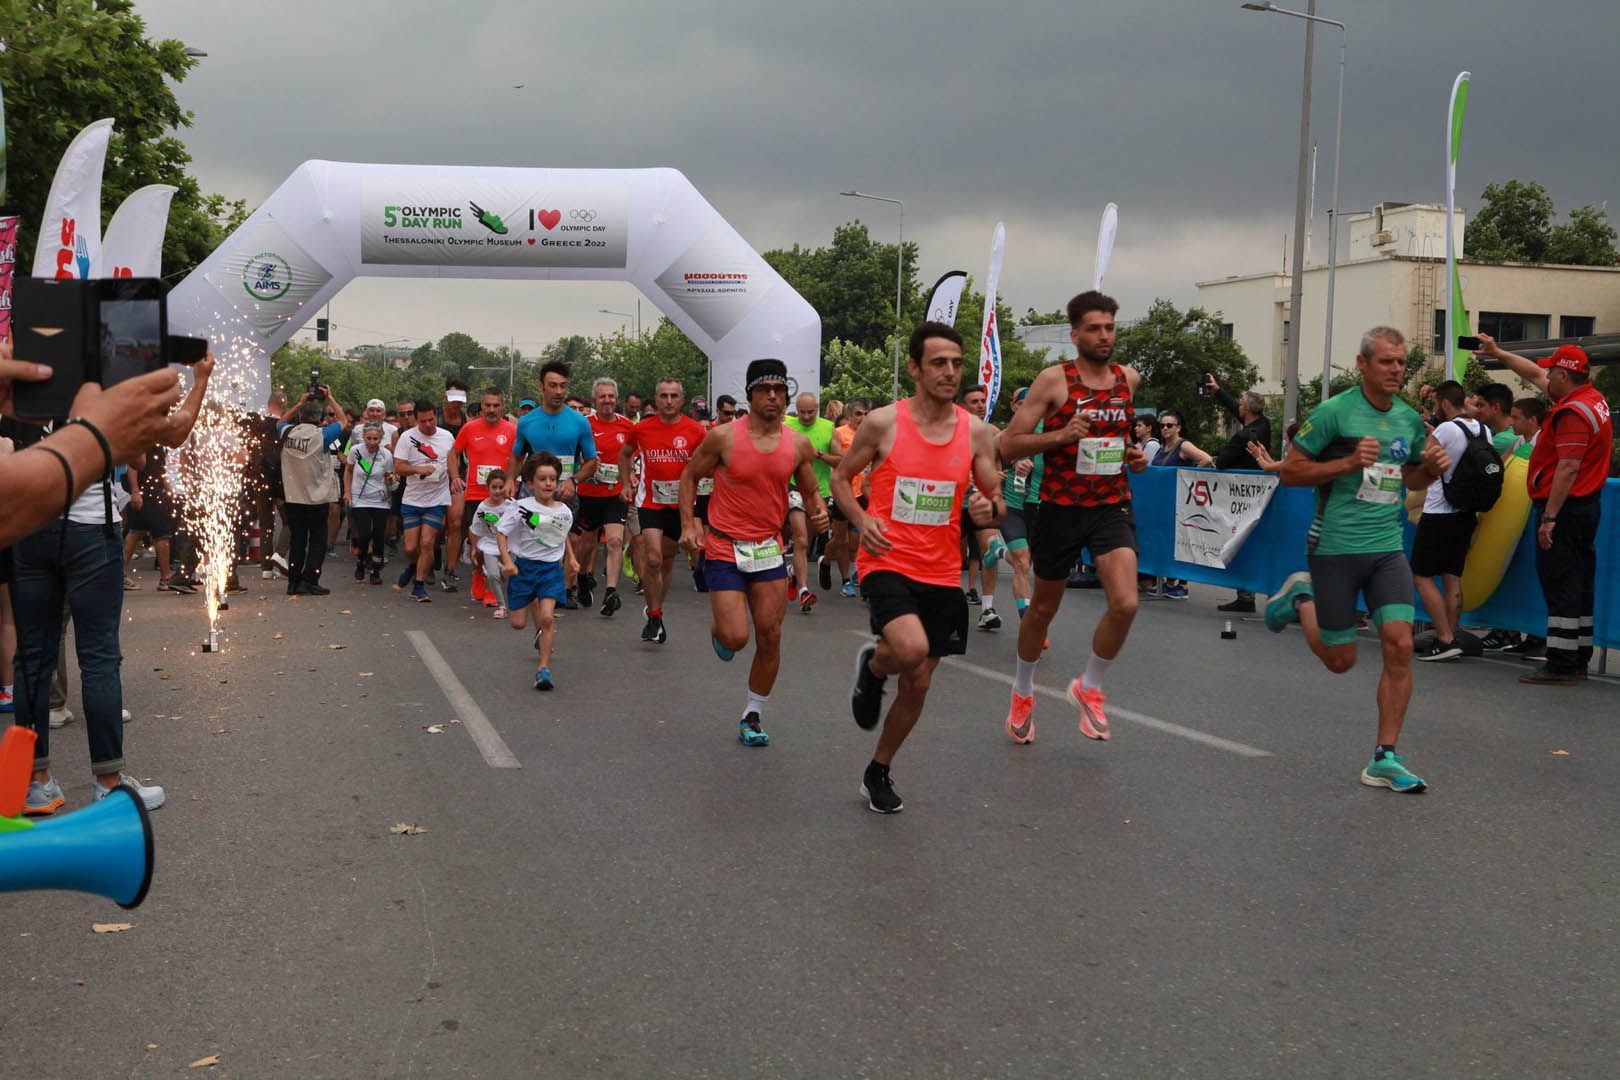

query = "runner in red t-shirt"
(450, 388), (518, 605)
(679, 360), (829, 748)
(618, 378), (706, 644)
(574, 377), (637, 616)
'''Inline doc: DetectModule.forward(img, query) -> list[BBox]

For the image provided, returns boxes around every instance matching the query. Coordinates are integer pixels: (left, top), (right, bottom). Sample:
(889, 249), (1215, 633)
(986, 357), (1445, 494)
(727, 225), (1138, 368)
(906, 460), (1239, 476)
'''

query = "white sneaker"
(270, 553), (290, 576)
(261, 569), (275, 580)
(95, 773), (165, 811)
(49, 706), (74, 729)
(122, 708), (132, 722)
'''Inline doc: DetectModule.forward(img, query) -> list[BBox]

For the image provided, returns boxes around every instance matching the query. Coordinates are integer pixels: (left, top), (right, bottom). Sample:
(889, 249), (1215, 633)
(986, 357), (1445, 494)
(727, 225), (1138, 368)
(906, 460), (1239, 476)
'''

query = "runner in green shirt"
(1265, 326), (1450, 795)
(785, 393), (841, 612)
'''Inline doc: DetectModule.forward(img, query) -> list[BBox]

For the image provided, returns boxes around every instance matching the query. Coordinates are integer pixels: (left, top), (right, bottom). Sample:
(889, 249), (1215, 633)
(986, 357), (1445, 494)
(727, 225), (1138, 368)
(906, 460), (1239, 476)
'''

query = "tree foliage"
(1114, 300), (1259, 449)
(764, 222), (922, 351)
(0, 0), (248, 280)
(1468, 180), (1617, 266)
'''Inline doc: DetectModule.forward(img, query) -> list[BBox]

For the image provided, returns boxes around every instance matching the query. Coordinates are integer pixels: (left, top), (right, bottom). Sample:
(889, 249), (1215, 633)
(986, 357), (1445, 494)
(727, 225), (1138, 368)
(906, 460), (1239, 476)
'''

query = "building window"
(1476, 311), (1549, 343)
(1433, 309), (1447, 353)
(1561, 315), (1595, 338)
(1282, 320), (1290, 345)
(1218, 323), (1234, 340)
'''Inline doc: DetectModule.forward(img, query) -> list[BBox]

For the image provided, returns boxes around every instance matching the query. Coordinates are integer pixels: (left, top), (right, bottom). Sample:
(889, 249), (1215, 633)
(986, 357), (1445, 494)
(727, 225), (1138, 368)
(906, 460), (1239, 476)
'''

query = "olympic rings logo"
(568, 209), (597, 223)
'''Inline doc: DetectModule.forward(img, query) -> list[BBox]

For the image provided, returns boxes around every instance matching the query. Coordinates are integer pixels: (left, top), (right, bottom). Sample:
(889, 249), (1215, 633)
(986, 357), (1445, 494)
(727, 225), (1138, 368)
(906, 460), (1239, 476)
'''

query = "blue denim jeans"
(13, 521), (127, 774)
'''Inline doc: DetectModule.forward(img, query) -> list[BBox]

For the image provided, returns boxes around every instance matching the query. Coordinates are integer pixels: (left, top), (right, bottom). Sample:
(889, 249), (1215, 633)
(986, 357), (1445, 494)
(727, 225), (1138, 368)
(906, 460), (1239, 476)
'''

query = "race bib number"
(528, 511), (570, 547)
(1075, 437), (1125, 475)
(651, 478), (681, 504)
(697, 477), (715, 496)
(891, 476), (955, 526)
(733, 538), (784, 572)
(1356, 463), (1403, 504)
(594, 463), (620, 487)
(557, 454), (576, 476)
(475, 463), (496, 486)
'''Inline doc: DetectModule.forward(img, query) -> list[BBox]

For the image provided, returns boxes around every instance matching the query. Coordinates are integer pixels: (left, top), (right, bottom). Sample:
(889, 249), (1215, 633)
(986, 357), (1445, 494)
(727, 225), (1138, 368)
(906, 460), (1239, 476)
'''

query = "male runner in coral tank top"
(998, 291), (1149, 746)
(836, 323), (1004, 813)
(680, 359), (829, 748)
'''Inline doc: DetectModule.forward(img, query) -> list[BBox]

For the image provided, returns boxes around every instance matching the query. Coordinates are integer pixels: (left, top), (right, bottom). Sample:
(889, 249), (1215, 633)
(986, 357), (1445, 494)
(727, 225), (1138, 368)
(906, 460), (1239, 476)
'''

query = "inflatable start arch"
(168, 161), (820, 407)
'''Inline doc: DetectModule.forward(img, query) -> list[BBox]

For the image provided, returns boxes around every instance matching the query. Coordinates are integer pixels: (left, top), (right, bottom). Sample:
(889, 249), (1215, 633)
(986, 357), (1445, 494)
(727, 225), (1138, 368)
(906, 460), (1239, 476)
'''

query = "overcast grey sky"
(138, 0), (1616, 357)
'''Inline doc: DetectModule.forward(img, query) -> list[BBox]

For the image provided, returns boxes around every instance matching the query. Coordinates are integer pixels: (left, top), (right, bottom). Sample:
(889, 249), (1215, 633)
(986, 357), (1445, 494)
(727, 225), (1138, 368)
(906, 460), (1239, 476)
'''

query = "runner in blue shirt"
(508, 359), (598, 606)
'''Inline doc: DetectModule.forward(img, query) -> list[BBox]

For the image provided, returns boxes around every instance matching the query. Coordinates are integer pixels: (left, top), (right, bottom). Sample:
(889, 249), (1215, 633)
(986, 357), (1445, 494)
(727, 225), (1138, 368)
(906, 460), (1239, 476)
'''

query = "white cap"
(445, 389), (468, 403)
(366, 398), (386, 410)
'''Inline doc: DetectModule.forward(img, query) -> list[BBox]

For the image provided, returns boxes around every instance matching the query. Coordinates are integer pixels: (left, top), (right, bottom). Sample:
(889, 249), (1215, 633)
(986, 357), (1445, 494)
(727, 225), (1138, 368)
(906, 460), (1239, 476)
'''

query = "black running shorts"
(1030, 501), (1137, 582)
(862, 570), (968, 657)
(576, 494), (628, 533)
(1409, 510), (1476, 578)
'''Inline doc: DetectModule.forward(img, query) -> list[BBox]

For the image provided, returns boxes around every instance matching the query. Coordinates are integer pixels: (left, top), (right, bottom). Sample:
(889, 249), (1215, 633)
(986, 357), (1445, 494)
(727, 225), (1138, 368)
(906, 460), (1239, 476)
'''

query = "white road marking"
(843, 630), (1272, 758)
(406, 630), (521, 769)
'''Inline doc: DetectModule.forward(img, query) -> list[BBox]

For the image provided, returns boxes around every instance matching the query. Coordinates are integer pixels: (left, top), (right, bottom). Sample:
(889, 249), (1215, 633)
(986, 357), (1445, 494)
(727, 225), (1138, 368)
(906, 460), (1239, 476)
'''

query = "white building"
(1196, 202), (1620, 391)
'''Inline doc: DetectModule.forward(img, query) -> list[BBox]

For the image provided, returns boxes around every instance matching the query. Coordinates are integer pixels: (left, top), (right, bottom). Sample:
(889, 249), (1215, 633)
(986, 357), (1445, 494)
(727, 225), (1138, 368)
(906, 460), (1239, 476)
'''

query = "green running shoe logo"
(468, 200), (509, 235)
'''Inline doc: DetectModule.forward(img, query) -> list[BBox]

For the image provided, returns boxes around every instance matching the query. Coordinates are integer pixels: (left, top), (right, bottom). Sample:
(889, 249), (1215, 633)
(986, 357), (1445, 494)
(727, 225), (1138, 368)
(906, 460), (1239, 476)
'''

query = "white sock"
(744, 691), (769, 719)
(1082, 652), (1113, 692)
(1013, 658), (1038, 696)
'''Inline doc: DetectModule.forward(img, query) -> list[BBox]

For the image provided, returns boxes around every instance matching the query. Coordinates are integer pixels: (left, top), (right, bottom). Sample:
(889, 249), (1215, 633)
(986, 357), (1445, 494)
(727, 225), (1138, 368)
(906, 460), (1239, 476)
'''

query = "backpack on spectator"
(264, 425), (293, 501)
(1441, 418), (1504, 512)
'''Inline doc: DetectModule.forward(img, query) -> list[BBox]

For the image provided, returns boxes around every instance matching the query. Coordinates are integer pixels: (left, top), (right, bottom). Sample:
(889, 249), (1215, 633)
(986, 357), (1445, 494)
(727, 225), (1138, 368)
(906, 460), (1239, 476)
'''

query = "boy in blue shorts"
(497, 452), (576, 691)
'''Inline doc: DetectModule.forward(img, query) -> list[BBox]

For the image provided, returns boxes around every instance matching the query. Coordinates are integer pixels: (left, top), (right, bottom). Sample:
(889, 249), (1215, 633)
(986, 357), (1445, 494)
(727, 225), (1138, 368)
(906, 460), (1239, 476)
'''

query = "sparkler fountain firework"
(178, 340), (261, 651)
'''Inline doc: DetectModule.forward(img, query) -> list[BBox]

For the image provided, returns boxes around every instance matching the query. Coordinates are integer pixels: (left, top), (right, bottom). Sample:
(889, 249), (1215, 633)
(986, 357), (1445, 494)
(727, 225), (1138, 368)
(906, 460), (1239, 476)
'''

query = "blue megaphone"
(0, 785), (155, 909)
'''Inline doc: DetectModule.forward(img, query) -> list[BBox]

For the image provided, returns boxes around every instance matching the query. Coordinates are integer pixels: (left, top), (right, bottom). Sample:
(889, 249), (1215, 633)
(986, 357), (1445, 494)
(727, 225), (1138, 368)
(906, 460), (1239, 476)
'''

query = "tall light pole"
(840, 190), (904, 402)
(1244, 2), (1347, 404)
(1241, 0), (1314, 426)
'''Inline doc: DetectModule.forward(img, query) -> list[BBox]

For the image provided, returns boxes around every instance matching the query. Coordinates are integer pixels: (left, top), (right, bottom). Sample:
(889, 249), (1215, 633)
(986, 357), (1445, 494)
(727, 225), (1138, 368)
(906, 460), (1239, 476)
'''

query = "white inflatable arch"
(168, 161), (820, 407)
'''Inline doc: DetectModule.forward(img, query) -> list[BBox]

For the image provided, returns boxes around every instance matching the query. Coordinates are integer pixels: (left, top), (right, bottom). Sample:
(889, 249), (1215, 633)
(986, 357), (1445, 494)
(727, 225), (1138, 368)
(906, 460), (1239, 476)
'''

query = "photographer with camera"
(277, 380), (349, 596)
(1200, 373), (1274, 613)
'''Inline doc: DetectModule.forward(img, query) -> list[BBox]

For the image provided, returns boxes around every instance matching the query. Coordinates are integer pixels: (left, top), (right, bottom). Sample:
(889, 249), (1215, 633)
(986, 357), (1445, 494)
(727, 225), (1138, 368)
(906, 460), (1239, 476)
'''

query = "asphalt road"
(2, 555), (1617, 1078)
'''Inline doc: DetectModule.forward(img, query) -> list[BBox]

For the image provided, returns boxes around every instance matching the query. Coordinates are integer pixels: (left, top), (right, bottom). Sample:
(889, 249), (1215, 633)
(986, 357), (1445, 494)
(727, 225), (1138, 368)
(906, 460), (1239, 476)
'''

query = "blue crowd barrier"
(1127, 469), (1620, 650)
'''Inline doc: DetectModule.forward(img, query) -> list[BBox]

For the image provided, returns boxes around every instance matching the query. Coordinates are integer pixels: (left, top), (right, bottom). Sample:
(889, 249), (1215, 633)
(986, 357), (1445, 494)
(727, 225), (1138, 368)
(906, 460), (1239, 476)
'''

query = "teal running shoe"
(534, 667), (553, 691)
(712, 634), (735, 662)
(981, 536), (1008, 570)
(1265, 572), (1314, 633)
(1360, 752), (1427, 793)
(738, 712), (770, 747)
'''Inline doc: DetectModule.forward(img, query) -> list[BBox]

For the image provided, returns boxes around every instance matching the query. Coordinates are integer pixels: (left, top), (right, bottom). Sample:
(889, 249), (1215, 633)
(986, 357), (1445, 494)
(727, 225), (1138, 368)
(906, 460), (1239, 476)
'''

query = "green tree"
(0, 0), (248, 280)
(1114, 300), (1258, 449)
(1469, 180), (1555, 262)
(1545, 203), (1620, 267)
(577, 322), (707, 402)
(764, 221), (921, 351)
(1468, 180), (1619, 266)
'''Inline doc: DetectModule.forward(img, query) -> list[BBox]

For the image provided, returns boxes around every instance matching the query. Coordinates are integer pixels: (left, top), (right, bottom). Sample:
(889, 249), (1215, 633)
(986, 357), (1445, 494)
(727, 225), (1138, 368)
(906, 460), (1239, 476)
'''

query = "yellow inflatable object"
(1460, 454), (1531, 609)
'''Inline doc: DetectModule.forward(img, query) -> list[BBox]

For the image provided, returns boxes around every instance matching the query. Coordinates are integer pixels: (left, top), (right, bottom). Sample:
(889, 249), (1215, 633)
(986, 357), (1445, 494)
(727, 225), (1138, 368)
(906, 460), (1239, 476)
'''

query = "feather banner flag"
(977, 223), (1006, 413)
(1445, 72), (1471, 381)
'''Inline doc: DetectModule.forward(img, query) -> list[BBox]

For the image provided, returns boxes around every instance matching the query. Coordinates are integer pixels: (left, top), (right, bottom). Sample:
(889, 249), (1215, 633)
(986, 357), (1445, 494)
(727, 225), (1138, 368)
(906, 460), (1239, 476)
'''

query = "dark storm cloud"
(137, 0), (1616, 342)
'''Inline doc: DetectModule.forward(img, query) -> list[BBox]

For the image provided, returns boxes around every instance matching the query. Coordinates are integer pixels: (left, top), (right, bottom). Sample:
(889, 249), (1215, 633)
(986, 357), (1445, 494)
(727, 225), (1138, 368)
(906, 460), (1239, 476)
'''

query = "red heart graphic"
(526, 238), (535, 245)
(539, 209), (561, 230)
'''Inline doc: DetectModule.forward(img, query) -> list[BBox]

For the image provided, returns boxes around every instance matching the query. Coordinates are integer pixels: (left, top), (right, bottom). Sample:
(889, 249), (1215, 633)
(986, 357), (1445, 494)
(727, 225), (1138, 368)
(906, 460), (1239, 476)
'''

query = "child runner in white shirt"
(467, 468), (513, 618)
(497, 452), (576, 690)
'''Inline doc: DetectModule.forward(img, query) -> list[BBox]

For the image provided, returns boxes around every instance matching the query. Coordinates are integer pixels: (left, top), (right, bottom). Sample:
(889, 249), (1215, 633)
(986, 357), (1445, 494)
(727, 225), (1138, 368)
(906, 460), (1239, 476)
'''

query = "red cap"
(1538, 344), (1589, 373)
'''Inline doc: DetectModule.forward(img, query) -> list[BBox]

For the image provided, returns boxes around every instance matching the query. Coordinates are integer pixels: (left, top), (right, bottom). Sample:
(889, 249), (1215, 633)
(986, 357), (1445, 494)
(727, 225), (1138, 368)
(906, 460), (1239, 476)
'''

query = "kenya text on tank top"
(1040, 361), (1134, 507)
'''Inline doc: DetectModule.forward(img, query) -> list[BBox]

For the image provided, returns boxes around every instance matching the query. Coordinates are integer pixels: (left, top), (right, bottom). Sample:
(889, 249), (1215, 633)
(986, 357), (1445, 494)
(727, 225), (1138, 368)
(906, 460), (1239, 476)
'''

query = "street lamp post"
(1240, 0), (1313, 427)
(1244, 2), (1347, 405)
(840, 190), (904, 402)
(598, 308), (639, 336)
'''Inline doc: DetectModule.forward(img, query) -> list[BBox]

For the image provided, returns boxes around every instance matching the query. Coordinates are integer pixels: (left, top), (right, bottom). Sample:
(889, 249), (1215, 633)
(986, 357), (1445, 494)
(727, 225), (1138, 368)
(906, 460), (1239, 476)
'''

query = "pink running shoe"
(1067, 679), (1111, 741)
(1005, 691), (1035, 744)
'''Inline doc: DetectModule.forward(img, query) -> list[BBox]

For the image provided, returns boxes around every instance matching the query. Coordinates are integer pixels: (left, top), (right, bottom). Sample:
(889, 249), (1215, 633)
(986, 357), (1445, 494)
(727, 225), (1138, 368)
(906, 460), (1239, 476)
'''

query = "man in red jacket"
(1475, 336), (1613, 684)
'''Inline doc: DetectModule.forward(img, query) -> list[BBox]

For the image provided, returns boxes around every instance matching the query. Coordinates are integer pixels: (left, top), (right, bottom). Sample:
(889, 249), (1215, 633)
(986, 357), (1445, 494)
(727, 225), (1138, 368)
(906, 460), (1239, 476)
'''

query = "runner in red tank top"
(833, 323), (1004, 814)
(680, 360), (829, 748)
(998, 291), (1149, 747)
(573, 377), (636, 616)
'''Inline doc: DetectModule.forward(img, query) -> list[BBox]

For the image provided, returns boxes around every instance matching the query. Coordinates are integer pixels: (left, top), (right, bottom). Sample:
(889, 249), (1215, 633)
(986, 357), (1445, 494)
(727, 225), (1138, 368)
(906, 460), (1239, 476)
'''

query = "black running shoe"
(600, 588), (621, 617)
(354, 562), (366, 581)
(850, 641), (886, 730)
(564, 587), (580, 610)
(302, 580), (331, 596)
(818, 554), (832, 592)
(642, 614), (666, 643)
(576, 578), (593, 609)
(654, 616), (667, 644)
(861, 761), (903, 814)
